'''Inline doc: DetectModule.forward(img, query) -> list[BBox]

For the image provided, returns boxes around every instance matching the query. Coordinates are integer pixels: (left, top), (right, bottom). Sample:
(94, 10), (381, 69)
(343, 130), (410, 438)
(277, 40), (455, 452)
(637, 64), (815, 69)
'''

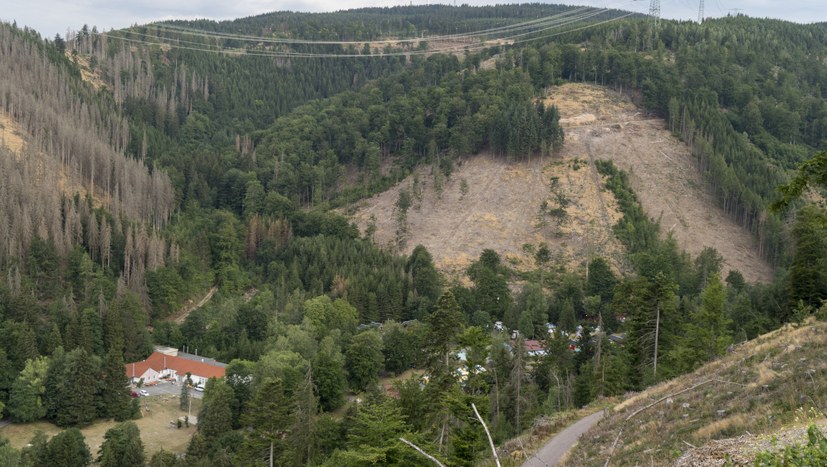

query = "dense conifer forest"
(1, 4), (826, 465)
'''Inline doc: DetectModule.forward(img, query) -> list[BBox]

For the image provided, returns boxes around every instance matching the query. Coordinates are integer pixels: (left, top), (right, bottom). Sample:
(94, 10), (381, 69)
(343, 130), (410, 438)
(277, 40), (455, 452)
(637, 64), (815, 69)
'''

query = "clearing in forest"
(544, 83), (772, 282)
(348, 150), (627, 282)
(349, 83), (772, 283)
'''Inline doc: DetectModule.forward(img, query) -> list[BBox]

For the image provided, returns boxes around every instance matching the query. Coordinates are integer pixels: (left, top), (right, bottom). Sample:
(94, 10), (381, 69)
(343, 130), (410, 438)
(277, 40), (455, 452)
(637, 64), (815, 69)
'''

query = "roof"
(175, 351), (227, 368)
(125, 351), (226, 380)
(524, 340), (545, 352)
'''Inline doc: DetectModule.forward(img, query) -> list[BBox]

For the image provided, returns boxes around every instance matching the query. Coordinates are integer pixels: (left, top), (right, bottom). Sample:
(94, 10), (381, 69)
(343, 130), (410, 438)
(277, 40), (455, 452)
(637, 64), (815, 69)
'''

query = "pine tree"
(241, 378), (293, 466)
(180, 375), (191, 412)
(99, 350), (132, 421)
(57, 349), (100, 427)
(345, 330), (384, 392)
(288, 365), (319, 466)
(44, 428), (91, 467)
(788, 206), (827, 309)
(669, 273), (732, 373)
(43, 347), (67, 422)
(197, 379), (234, 441)
(558, 298), (576, 332)
(97, 421), (145, 467)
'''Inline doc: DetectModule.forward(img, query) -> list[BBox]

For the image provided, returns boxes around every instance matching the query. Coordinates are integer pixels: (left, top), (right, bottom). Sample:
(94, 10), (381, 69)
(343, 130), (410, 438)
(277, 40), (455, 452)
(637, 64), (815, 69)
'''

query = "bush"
(752, 425), (827, 465)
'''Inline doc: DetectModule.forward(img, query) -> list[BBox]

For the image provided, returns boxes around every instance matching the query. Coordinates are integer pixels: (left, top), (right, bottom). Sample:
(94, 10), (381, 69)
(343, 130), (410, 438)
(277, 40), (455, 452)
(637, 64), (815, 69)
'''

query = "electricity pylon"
(649, 0), (661, 25)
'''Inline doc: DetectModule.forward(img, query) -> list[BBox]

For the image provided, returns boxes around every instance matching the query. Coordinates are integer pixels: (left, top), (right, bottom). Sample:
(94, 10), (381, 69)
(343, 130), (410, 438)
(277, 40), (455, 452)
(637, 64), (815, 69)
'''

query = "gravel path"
(522, 411), (604, 467)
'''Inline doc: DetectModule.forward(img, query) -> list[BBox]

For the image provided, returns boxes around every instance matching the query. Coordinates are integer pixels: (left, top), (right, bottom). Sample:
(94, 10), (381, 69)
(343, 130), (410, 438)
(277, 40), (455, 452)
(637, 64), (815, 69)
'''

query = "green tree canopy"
(345, 330), (384, 392)
(97, 421), (145, 467)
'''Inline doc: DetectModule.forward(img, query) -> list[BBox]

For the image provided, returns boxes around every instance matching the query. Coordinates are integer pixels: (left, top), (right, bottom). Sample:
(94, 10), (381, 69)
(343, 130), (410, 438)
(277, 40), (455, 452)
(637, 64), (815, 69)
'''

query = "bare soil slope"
(349, 153), (626, 281)
(546, 83), (772, 282)
(349, 83), (772, 283)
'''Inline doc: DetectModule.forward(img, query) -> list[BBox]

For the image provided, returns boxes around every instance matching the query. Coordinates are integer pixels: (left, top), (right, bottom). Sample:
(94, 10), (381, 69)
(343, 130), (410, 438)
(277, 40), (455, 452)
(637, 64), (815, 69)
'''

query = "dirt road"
(522, 411), (604, 467)
(171, 285), (217, 324)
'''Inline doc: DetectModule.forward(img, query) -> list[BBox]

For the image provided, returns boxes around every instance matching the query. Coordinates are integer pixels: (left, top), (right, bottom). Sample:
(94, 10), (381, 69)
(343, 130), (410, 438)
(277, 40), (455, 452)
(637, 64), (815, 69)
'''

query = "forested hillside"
(1, 5), (827, 466)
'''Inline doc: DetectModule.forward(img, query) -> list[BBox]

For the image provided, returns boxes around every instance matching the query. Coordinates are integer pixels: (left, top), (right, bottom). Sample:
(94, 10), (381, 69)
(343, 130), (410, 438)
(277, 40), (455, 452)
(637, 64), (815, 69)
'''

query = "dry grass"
(347, 152), (626, 282)
(0, 395), (201, 458)
(67, 52), (107, 90)
(546, 83), (773, 283)
(695, 414), (749, 439)
(348, 83), (771, 284)
(565, 319), (827, 466)
(0, 113), (25, 154)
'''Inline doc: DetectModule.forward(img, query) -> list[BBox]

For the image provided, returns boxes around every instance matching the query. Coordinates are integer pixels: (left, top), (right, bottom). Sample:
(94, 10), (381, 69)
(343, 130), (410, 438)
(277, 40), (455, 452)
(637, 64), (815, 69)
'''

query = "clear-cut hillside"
(349, 83), (773, 283)
(546, 83), (773, 283)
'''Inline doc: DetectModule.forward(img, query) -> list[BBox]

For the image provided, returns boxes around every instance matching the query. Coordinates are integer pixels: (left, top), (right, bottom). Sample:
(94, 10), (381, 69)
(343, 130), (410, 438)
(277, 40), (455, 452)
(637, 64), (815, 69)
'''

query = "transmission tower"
(698, 0), (704, 23)
(649, 0), (661, 24)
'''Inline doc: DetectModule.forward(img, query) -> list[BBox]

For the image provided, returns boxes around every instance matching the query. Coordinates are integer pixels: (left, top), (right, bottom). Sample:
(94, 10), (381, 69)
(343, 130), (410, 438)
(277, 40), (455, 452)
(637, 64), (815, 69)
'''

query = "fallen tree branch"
(400, 437), (446, 467)
(605, 378), (745, 466)
(472, 402), (501, 467)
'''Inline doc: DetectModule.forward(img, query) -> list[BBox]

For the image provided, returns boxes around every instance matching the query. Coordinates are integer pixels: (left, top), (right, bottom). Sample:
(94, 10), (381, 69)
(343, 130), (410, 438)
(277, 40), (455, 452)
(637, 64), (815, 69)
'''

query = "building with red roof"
(125, 347), (226, 387)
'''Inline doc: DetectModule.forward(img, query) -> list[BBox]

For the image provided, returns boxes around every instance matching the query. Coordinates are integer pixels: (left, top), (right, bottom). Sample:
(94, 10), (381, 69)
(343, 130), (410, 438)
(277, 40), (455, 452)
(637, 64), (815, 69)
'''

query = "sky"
(4, 0), (825, 39)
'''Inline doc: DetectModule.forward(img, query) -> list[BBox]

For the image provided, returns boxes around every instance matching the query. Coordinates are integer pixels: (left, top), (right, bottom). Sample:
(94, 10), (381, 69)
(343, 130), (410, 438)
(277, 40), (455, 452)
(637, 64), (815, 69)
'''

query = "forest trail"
(171, 285), (218, 324)
(522, 411), (604, 467)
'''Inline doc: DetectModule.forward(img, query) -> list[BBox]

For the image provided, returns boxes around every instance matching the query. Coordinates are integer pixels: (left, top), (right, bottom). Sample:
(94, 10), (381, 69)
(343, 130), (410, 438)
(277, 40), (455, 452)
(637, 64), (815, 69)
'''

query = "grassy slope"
(0, 395), (202, 458)
(565, 319), (827, 466)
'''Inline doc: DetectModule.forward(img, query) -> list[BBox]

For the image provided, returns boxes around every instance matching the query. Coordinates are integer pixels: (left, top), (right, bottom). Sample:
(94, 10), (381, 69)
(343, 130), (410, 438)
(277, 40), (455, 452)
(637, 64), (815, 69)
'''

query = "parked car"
(193, 385), (204, 392)
(139, 389), (150, 397)
(130, 391), (139, 398)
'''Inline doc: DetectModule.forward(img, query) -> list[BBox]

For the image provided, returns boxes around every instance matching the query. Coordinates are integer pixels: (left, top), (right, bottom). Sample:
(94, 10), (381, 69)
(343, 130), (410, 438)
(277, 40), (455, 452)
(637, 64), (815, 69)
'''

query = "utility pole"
(698, 0), (705, 23)
(649, 0), (661, 25)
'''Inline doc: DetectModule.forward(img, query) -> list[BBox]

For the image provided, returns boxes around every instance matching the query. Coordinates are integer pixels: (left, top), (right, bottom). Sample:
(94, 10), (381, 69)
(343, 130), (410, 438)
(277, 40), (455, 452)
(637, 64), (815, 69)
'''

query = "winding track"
(522, 411), (604, 467)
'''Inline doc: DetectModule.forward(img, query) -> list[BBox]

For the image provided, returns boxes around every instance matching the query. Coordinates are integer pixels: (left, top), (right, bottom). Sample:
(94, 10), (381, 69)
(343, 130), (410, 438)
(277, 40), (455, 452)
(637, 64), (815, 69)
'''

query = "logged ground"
(545, 83), (773, 283)
(349, 83), (772, 283)
(349, 152), (626, 283)
(565, 319), (827, 466)
(0, 395), (201, 458)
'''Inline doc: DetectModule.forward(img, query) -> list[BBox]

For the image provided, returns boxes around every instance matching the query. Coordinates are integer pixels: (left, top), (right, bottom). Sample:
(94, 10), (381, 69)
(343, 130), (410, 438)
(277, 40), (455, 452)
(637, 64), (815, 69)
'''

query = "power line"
(147, 6), (597, 46)
(98, 3), (639, 59)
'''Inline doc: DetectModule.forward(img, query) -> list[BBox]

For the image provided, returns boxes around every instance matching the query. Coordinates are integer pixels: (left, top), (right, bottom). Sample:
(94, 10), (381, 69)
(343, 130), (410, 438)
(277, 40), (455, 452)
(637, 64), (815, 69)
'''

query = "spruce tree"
(345, 331), (384, 392)
(197, 379), (234, 441)
(97, 421), (145, 467)
(99, 350), (132, 421)
(57, 349), (100, 427)
(240, 378), (293, 466)
(45, 428), (91, 467)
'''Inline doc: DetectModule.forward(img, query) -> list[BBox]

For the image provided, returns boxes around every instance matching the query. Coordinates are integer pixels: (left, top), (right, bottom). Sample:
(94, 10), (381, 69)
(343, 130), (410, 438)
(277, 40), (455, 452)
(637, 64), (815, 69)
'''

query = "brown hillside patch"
(546, 83), (773, 283)
(348, 152), (627, 281)
(0, 112), (101, 206)
(0, 113), (26, 154)
(350, 83), (771, 283)
(68, 52), (107, 90)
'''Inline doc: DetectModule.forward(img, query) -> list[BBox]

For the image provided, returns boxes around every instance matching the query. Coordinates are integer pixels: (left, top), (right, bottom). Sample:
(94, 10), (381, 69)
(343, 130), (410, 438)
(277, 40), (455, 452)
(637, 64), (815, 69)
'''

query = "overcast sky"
(4, 0), (825, 39)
